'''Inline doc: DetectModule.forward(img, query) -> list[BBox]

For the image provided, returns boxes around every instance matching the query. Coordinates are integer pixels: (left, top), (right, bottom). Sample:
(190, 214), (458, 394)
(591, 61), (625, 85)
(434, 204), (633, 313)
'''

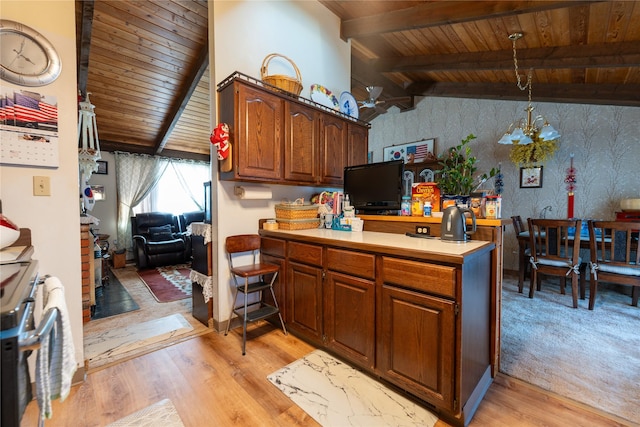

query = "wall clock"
(0, 19), (62, 87)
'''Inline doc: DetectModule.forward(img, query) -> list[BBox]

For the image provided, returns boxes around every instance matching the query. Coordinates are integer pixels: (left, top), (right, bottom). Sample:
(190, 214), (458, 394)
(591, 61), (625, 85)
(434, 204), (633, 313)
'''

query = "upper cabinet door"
(236, 84), (283, 180)
(348, 123), (368, 166)
(319, 113), (347, 185)
(284, 103), (318, 183)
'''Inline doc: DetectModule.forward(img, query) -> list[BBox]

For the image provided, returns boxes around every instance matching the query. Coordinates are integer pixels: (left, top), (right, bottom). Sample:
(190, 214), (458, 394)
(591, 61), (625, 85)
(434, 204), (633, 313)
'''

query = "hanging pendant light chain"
(511, 33), (530, 91)
(498, 32), (561, 158)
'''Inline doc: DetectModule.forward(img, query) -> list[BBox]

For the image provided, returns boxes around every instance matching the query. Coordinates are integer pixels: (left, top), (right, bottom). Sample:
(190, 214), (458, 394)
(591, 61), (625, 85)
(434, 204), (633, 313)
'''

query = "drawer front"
(327, 248), (375, 280)
(261, 237), (286, 257)
(288, 241), (323, 266)
(381, 257), (456, 298)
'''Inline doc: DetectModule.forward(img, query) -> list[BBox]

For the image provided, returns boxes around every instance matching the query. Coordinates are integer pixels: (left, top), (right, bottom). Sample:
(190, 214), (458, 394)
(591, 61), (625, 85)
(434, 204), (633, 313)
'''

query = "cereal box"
(411, 183), (440, 212)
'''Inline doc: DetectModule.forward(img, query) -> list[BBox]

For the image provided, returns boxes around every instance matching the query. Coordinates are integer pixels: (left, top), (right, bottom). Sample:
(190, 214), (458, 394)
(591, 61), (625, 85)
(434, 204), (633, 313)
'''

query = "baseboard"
(30, 365), (86, 399)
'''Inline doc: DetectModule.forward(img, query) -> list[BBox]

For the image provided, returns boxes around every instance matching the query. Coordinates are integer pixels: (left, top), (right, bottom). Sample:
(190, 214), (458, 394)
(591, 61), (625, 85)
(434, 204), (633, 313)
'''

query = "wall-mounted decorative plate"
(0, 19), (62, 86)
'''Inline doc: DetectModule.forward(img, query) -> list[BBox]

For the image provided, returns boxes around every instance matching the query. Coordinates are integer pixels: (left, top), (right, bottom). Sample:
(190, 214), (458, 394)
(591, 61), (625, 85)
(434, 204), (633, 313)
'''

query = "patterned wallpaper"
(368, 97), (640, 271)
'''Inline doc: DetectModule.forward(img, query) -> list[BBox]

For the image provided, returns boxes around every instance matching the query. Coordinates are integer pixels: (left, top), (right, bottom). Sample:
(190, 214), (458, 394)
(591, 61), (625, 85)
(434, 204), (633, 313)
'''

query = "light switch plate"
(33, 176), (51, 196)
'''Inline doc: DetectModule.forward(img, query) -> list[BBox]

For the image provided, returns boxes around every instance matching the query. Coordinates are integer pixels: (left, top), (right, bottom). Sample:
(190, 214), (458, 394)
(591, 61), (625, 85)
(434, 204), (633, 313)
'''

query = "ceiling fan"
(358, 86), (387, 114)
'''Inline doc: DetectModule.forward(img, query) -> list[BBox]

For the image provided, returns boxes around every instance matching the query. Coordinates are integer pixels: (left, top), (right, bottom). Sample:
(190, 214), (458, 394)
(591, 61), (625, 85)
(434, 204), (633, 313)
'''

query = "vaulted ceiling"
(76, 1), (640, 160)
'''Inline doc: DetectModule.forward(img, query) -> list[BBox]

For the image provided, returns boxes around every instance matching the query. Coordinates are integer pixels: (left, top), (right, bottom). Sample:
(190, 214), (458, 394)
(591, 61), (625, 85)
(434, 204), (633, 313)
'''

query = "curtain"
(114, 152), (169, 255)
(171, 159), (210, 211)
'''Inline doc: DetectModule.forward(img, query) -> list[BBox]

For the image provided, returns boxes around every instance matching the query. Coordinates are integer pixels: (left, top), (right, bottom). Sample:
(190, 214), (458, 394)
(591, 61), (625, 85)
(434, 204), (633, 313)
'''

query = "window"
(134, 160), (210, 215)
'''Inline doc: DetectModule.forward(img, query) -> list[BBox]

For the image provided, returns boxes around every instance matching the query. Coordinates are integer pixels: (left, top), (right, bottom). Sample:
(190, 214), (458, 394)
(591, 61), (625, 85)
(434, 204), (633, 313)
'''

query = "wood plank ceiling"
(75, 1), (640, 159)
(76, 0), (211, 160)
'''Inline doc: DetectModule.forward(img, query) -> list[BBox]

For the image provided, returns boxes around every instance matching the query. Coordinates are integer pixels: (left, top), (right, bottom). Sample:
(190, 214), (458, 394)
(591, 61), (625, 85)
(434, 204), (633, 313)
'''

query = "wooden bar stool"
(224, 234), (287, 355)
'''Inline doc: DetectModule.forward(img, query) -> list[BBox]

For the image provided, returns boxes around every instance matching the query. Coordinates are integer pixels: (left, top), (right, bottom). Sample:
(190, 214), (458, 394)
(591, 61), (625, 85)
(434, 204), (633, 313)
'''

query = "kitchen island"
(259, 227), (495, 426)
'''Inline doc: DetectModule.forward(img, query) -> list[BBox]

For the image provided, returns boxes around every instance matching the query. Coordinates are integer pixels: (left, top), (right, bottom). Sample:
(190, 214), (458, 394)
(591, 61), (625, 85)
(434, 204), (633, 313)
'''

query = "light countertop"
(261, 228), (494, 260)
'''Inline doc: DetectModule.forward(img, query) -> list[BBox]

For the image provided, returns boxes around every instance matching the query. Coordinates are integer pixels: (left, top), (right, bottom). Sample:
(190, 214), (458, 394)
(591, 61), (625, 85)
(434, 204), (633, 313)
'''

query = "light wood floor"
(22, 321), (631, 427)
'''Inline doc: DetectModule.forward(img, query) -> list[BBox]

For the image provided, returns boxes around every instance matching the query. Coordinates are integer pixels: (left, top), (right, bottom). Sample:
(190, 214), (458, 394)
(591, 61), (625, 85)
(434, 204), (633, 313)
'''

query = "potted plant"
(436, 134), (497, 207)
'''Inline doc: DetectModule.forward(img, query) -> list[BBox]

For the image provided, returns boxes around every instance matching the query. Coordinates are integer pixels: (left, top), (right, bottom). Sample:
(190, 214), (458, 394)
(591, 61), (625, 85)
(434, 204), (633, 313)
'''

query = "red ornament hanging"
(210, 123), (230, 160)
(564, 154), (576, 218)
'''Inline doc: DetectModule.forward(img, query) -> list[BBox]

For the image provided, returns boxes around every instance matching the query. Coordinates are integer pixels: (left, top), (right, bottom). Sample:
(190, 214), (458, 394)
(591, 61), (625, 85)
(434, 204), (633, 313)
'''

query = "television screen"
(344, 160), (404, 214)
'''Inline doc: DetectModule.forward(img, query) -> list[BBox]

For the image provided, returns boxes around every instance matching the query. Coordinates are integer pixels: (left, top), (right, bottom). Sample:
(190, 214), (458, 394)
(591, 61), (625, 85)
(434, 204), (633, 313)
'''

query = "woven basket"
(275, 203), (319, 220)
(261, 53), (303, 96)
(276, 218), (321, 230)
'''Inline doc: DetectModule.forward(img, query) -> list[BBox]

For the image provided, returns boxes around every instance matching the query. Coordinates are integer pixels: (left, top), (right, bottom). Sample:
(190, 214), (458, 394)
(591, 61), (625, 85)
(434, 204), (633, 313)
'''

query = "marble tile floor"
(268, 349), (438, 427)
(84, 313), (193, 365)
(105, 399), (185, 427)
(83, 265), (211, 370)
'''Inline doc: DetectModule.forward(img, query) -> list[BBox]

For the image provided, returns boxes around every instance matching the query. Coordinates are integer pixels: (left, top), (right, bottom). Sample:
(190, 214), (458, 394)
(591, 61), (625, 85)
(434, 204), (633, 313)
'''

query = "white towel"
(36, 277), (78, 419)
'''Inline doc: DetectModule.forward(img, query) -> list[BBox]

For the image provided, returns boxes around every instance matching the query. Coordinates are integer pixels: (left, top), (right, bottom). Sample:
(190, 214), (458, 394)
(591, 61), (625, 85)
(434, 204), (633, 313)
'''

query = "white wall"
(368, 97), (640, 271)
(85, 152), (118, 246)
(211, 0), (350, 325)
(0, 1), (84, 365)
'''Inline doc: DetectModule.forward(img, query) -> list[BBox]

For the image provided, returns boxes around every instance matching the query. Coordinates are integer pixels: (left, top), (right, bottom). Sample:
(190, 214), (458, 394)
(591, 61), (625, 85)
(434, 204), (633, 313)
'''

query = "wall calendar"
(0, 88), (59, 168)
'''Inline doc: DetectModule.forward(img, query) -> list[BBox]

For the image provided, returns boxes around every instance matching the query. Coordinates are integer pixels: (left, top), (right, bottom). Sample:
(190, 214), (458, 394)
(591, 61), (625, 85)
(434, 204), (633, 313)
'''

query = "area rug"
(84, 313), (193, 365)
(500, 276), (640, 424)
(137, 264), (191, 302)
(92, 268), (140, 319)
(268, 349), (438, 427)
(106, 398), (184, 427)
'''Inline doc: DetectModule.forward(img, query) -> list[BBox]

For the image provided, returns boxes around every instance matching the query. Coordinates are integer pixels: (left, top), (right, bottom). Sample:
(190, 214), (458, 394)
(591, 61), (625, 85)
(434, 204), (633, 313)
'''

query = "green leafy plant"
(437, 134), (497, 195)
(509, 139), (559, 167)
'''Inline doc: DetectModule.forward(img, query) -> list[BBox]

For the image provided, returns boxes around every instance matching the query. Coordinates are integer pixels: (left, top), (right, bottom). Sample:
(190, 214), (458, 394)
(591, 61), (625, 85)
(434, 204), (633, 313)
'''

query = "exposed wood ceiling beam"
(340, 1), (597, 39)
(351, 55), (409, 98)
(407, 81), (640, 107)
(372, 41), (640, 73)
(154, 43), (209, 154)
(99, 139), (209, 161)
(77, 0), (95, 97)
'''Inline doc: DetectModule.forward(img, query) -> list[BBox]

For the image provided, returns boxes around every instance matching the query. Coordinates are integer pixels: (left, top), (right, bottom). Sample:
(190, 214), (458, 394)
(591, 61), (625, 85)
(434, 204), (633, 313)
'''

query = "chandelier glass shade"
(498, 33), (560, 162)
(78, 92), (101, 180)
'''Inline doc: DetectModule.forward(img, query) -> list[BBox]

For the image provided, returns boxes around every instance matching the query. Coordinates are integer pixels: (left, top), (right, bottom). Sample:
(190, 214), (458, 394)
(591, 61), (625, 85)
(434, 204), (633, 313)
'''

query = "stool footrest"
(233, 304), (280, 323)
(237, 281), (271, 294)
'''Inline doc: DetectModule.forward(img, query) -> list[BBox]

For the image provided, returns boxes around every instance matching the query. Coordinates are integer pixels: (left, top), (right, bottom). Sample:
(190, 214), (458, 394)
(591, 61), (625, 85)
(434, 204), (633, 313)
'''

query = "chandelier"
(498, 33), (560, 148)
(78, 92), (101, 181)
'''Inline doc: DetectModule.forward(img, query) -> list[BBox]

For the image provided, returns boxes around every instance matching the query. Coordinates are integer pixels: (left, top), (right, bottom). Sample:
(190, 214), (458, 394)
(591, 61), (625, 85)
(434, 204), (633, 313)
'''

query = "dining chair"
(224, 234), (287, 355)
(511, 215), (530, 292)
(527, 218), (587, 308)
(585, 220), (640, 310)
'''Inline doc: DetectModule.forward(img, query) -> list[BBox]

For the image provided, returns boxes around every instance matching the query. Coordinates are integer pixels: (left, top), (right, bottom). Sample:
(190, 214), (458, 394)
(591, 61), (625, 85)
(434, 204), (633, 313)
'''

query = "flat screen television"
(344, 160), (404, 214)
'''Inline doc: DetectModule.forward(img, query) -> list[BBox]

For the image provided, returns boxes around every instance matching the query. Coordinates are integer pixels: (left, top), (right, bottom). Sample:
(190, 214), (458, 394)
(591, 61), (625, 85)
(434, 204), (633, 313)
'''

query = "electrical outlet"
(415, 225), (431, 235)
(33, 176), (51, 196)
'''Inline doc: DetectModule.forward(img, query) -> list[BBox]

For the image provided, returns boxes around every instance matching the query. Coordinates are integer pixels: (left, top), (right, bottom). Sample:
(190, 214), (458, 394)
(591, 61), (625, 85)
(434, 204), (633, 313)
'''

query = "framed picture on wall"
(383, 138), (436, 164)
(90, 185), (105, 200)
(96, 160), (108, 175)
(520, 166), (543, 188)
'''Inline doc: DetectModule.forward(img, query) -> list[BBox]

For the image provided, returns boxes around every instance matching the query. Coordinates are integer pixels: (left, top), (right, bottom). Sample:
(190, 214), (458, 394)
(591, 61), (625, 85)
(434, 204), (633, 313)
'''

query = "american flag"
(406, 143), (430, 160)
(0, 95), (16, 122)
(13, 92), (58, 124)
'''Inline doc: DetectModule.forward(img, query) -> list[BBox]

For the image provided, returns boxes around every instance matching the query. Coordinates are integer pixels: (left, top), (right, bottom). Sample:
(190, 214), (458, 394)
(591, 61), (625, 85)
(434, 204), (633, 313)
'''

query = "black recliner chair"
(131, 212), (190, 269)
(179, 210), (205, 232)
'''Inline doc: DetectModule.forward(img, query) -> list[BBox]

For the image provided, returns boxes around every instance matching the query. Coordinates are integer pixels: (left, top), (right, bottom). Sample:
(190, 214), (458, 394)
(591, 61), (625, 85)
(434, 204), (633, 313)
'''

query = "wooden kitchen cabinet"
(319, 113), (348, 185)
(348, 123), (369, 166)
(378, 283), (456, 410)
(286, 241), (324, 344)
(261, 237), (287, 320)
(218, 73), (369, 186)
(284, 102), (319, 184)
(218, 80), (283, 181)
(325, 271), (375, 369)
(260, 228), (495, 427)
(324, 248), (375, 368)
